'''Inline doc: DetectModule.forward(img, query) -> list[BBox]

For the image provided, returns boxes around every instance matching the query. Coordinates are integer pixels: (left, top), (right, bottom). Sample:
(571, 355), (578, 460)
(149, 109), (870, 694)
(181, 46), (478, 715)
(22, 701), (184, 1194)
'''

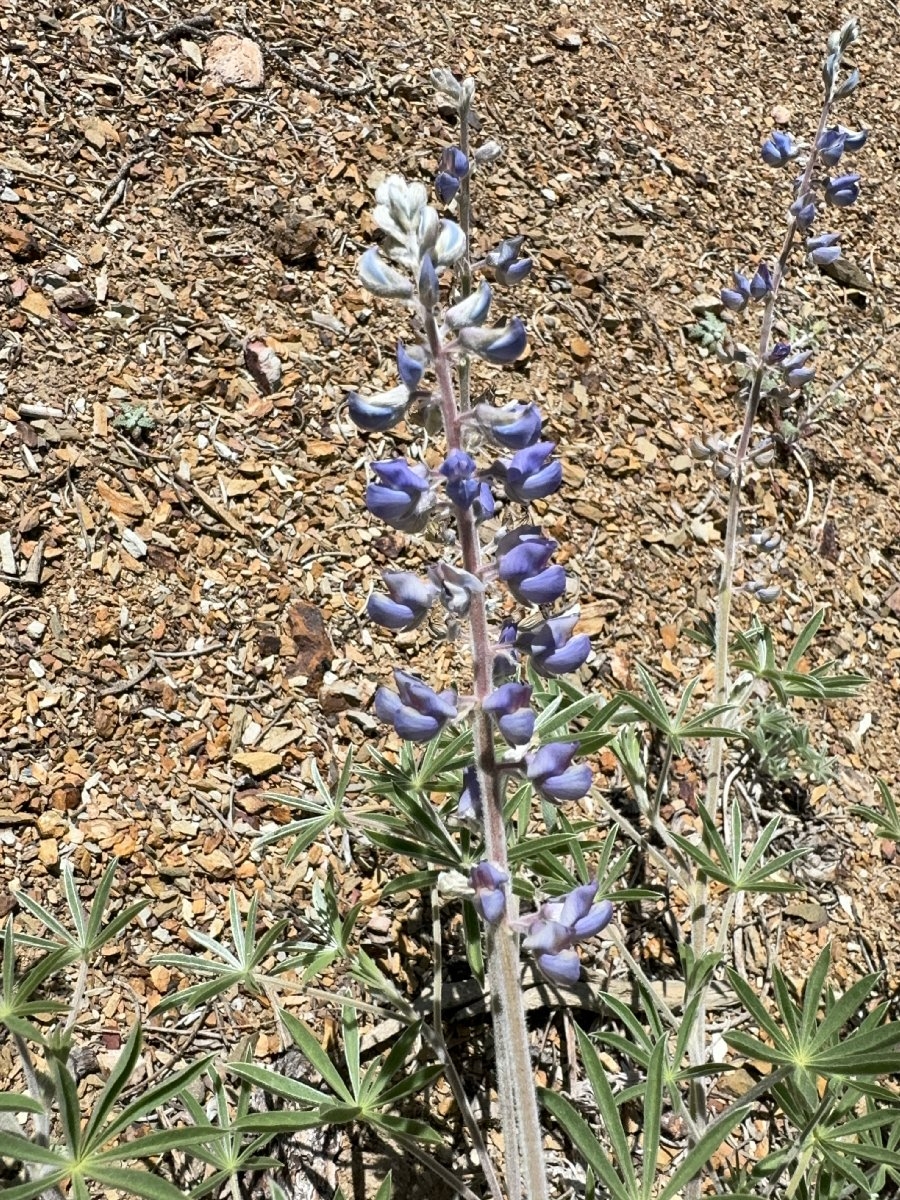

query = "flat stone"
(206, 35), (265, 90)
(610, 223), (645, 245)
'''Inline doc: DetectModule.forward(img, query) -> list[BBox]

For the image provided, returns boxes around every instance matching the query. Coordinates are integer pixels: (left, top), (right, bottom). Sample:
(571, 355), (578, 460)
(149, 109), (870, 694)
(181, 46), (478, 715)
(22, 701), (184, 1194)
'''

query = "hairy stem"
(427, 311), (548, 1200)
(685, 98), (834, 1174)
(431, 889), (505, 1200)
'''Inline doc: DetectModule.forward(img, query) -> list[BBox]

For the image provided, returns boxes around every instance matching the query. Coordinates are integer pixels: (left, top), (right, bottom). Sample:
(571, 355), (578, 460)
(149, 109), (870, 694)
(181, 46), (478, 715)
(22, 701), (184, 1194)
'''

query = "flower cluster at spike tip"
(347, 79), (610, 987)
(720, 17), (868, 402)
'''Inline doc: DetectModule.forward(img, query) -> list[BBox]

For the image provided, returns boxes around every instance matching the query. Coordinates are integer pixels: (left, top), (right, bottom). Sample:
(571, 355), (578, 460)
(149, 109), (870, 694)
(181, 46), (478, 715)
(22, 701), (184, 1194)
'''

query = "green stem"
(685, 97), (834, 1183)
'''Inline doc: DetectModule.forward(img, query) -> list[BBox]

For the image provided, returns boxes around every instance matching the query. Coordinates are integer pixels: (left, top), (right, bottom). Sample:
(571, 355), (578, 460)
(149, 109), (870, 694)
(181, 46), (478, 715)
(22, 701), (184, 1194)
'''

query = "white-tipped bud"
(474, 140), (503, 166)
(690, 437), (714, 461)
(358, 247), (414, 299)
(445, 281), (493, 330)
(752, 443), (775, 467)
(431, 69), (462, 102)
(433, 219), (467, 266)
(713, 460), (732, 479)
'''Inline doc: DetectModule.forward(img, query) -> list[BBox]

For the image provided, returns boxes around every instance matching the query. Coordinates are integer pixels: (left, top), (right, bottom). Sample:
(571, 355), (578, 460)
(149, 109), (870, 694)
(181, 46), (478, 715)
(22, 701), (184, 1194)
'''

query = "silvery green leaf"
(445, 281), (492, 330)
(461, 78), (476, 106)
(474, 140), (503, 166)
(430, 68), (462, 102)
(358, 247), (413, 299)
(433, 219), (466, 266)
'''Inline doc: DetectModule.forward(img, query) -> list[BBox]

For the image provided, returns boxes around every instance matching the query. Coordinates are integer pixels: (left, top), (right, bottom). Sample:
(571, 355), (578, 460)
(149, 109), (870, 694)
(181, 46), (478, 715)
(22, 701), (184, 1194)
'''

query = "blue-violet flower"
(483, 681), (535, 746)
(499, 442), (562, 504)
(517, 880), (614, 984)
(526, 741), (592, 803)
(366, 459), (432, 532)
(374, 670), (458, 742)
(367, 571), (439, 631)
(469, 861), (509, 925)
(517, 613), (590, 677)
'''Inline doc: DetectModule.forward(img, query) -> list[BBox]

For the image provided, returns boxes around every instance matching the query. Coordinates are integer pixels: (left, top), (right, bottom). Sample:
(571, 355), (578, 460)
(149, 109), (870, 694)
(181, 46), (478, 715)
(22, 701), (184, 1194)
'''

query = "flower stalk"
(686, 18), (867, 1174)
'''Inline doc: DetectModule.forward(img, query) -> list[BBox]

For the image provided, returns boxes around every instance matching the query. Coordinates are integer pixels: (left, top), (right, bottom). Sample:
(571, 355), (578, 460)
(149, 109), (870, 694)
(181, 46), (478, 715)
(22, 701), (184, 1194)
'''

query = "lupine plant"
(347, 67), (610, 1198)
(4, 21), (900, 1200)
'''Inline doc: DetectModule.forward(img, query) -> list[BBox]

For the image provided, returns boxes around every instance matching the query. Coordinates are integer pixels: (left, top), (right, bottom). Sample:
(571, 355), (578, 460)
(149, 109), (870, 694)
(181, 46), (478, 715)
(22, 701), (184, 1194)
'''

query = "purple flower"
(517, 613), (590, 677)
(440, 449), (480, 510)
(358, 246), (414, 300)
(427, 561), (485, 617)
(469, 861), (508, 925)
(526, 741), (592, 803)
(474, 401), (542, 450)
(458, 318), (527, 364)
(435, 172), (461, 205)
(817, 127), (848, 167)
(842, 127), (868, 153)
(721, 271), (751, 313)
(456, 765), (482, 821)
(749, 263), (773, 300)
(779, 349), (815, 388)
(419, 253), (440, 307)
(806, 231), (842, 265)
(442, 147), (470, 178)
(367, 571), (439, 631)
(396, 341), (426, 391)
(515, 880), (614, 984)
(485, 235), (533, 286)
(445, 281), (493, 331)
(499, 442), (562, 504)
(766, 341), (793, 365)
(760, 130), (798, 168)
(790, 196), (817, 230)
(824, 173), (861, 207)
(374, 670), (457, 742)
(497, 528), (566, 606)
(472, 481), (496, 524)
(483, 682), (535, 746)
(348, 385), (410, 433)
(435, 146), (469, 205)
(366, 459), (432, 532)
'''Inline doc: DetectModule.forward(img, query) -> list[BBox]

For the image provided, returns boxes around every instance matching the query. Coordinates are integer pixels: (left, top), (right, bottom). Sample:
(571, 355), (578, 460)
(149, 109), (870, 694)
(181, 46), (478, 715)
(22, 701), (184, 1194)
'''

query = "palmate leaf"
(1, 921), (72, 1036)
(850, 779), (900, 840)
(14, 859), (147, 963)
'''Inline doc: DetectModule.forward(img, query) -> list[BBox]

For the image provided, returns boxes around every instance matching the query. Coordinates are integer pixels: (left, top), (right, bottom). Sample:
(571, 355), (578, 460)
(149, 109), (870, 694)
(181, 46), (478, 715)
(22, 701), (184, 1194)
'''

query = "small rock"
(690, 293), (724, 316)
(610, 223), (645, 245)
(206, 34), (265, 90)
(1, 223), (41, 261)
(550, 26), (582, 50)
(38, 837), (59, 868)
(53, 284), (95, 313)
(319, 678), (374, 714)
(285, 602), (332, 687)
(232, 750), (282, 777)
(771, 104), (791, 125)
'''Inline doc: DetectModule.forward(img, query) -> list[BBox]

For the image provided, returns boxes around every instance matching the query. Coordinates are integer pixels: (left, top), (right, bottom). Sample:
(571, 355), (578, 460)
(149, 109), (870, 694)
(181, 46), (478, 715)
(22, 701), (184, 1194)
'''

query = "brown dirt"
(2, 0), (899, 1193)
